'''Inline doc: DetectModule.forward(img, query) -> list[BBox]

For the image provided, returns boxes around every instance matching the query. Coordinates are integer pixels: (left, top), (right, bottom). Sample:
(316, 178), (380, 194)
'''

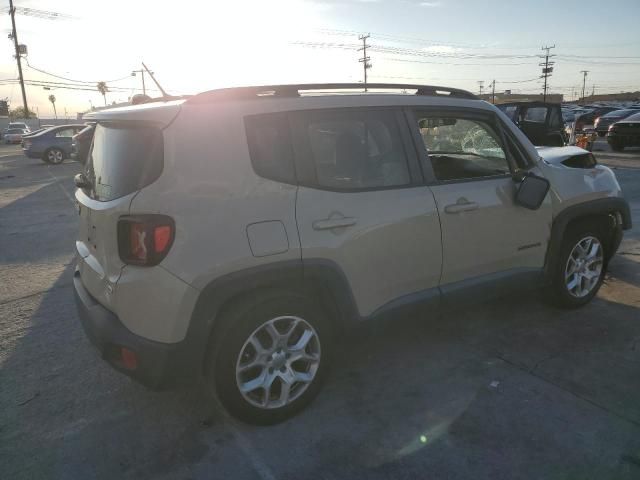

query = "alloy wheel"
(235, 315), (321, 409)
(48, 149), (64, 164)
(564, 236), (603, 298)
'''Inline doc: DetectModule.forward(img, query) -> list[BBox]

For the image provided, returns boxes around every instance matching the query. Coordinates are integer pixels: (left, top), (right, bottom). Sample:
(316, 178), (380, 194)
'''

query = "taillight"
(117, 215), (175, 266)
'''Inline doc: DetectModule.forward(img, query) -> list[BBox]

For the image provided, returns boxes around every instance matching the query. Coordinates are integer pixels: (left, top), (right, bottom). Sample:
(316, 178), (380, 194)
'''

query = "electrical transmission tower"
(539, 45), (555, 103)
(477, 80), (484, 96)
(358, 34), (372, 92)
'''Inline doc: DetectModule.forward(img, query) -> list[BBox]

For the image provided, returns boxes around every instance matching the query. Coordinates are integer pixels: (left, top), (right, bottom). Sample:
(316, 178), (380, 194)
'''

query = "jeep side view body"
(74, 84), (631, 424)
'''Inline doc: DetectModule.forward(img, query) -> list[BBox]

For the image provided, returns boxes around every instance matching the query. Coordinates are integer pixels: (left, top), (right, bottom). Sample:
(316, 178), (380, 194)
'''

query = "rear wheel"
(43, 148), (65, 164)
(208, 293), (331, 425)
(549, 224), (607, 308)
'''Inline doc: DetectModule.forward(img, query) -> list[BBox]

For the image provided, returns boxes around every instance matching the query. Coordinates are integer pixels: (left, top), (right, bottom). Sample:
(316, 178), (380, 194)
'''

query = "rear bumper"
(73, 268), (199, 389)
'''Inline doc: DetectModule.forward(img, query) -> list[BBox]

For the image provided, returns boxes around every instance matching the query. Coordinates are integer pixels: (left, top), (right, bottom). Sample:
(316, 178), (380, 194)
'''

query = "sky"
(1, 0), (639, 118)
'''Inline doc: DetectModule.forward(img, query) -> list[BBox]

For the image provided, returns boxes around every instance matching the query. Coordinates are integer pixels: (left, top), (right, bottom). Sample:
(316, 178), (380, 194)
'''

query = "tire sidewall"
(553, 227), (606, 308)
(210, 293), (332, 425)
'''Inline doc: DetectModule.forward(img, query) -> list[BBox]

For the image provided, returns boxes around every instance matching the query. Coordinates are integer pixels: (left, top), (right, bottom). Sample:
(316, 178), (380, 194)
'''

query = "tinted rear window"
(85, 123), (163, 201)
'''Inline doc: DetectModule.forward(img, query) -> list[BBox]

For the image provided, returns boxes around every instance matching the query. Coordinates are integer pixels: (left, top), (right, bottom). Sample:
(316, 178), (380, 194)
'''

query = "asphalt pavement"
(1, 141), (639, 480)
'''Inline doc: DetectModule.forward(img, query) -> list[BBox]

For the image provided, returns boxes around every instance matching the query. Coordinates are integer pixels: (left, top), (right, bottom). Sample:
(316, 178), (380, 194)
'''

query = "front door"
(409, 109), (552, 287)
(292, 108), (443, 318)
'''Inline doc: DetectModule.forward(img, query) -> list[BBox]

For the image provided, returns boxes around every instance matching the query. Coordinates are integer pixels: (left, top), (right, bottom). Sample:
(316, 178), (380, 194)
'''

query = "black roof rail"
(186, 83), (477, 104)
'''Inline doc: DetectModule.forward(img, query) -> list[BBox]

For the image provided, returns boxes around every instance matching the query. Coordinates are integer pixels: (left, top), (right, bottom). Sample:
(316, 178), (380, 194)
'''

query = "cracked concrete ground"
(1, 141), (639, 479)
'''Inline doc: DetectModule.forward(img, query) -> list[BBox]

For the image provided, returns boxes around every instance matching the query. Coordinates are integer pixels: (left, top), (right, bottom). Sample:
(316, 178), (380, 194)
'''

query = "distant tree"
(96, 82), (108, 106)
(9, 107), (36, 119)
(48, 94), (57, 119)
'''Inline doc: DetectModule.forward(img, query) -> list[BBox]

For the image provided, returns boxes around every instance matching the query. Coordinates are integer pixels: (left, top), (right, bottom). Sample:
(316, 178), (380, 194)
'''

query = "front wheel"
(549, 225), (607, 308)
(43, 148), (65, 164)
(209, 293), (331, 425)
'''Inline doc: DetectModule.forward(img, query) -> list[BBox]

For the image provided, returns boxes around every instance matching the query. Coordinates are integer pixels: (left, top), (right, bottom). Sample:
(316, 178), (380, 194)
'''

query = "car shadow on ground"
(2, 259), (640, 479)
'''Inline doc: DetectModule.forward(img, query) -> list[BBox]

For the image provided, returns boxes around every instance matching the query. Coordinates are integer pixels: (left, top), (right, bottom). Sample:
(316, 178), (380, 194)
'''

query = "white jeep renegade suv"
(73, 84), (631, 424)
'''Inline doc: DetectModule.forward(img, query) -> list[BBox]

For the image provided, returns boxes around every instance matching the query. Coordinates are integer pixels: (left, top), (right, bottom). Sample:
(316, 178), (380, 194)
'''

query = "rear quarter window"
(85, 123), (163, 201)
(244, 113), (296, 184)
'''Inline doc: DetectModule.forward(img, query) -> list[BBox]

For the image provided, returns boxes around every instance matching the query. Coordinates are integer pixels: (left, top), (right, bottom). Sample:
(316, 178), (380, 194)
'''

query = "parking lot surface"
(1, 141), (639, 479)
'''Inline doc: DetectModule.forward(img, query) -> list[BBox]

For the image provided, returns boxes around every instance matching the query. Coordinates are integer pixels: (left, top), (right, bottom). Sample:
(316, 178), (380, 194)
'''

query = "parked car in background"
(595, 109), (638, 136)
(4, 128), (28, 144)
(71, 123), (95, 164)
(606, 112), (640, 151)
(22, 124), (87, 164)
(575, 107), (619, 134)
(2, 122), (30, 140)
(497, 101), (567, 146)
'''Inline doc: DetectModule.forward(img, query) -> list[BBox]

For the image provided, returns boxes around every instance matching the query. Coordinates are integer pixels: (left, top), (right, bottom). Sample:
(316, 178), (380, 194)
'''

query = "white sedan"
(4, 128), (28, 144)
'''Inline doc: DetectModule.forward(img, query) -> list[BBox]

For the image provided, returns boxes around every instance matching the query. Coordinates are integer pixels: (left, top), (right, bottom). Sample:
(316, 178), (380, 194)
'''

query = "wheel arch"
(183, 259), (360, 375)
(544, 197), (631, 278)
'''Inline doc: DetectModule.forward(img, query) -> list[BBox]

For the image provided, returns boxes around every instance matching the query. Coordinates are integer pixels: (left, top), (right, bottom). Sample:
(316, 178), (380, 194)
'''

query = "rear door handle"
(444, 201), (479, 214)
(312, 217), (357, 230)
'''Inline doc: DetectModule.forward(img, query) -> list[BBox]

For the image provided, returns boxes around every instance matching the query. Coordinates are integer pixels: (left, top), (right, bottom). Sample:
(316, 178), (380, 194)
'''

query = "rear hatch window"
(84, 123), (163, 201)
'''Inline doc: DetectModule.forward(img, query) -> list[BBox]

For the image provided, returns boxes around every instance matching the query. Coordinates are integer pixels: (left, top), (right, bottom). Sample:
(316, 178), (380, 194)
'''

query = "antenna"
(142, 62), (169, 97)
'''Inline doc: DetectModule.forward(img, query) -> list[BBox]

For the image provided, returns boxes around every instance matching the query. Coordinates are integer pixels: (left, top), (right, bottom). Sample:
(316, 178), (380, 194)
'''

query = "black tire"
(548, 222), (607, 308)
(42, 147), (65, 164)
(207, 292), (332, 425)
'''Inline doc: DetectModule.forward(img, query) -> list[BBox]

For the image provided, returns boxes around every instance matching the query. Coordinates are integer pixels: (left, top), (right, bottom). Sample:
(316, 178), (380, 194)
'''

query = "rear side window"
(245, 114), (296, 184)
(523, 107), (547, 123)
(85, 123), (163, 201)
(302, 110), (410, 190)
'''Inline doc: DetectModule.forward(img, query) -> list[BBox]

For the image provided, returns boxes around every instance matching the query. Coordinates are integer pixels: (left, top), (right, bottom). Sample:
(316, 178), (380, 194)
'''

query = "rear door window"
(85, 123), (163, 201)
(299, 109), (411, 190)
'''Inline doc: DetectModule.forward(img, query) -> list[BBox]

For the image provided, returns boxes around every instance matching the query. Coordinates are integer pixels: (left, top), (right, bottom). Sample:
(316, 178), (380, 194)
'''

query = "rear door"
(53, 127), (75, 154)
(408, 108), (551, 291)
(291, 108), (442, 318)
(75, 122), (164, 309)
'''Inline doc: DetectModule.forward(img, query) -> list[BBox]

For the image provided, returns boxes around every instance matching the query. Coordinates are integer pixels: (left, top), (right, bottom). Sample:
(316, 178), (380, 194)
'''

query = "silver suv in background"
(73, 84), (631, 424)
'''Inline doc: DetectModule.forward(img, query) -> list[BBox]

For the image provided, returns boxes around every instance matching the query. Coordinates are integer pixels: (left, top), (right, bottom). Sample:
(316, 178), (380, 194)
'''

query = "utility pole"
(358, 34), (372, 92)
(8, 0), (29, 117)
(131, 66), (147, 95)
(591, 84), (596, 98)
(490, 79), (496, 104)
(478, 80), (484, 96)
(539, 45), (555, 103)
(580, 70), (589, 104)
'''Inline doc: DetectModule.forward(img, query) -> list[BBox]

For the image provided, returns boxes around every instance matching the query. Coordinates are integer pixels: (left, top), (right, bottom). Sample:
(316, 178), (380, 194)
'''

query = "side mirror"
(515, 173), (550, 210)
(74, 173), (92, 190)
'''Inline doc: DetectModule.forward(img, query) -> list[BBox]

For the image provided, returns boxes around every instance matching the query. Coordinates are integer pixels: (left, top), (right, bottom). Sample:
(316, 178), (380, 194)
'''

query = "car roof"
(84, 83), (487, 124)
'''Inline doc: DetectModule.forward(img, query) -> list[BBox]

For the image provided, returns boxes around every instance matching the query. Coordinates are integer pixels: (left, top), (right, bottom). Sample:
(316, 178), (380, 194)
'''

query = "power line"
(24, 59), (133, 84)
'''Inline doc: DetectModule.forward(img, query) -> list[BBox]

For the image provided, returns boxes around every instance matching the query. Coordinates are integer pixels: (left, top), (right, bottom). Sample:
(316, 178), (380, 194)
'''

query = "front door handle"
(313, 217), (357, 230)
(444, 200), (479, 214)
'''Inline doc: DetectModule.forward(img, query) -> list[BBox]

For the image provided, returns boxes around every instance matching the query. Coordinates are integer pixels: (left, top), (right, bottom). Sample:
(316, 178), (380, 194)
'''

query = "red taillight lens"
(117, 215), (175, 266)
